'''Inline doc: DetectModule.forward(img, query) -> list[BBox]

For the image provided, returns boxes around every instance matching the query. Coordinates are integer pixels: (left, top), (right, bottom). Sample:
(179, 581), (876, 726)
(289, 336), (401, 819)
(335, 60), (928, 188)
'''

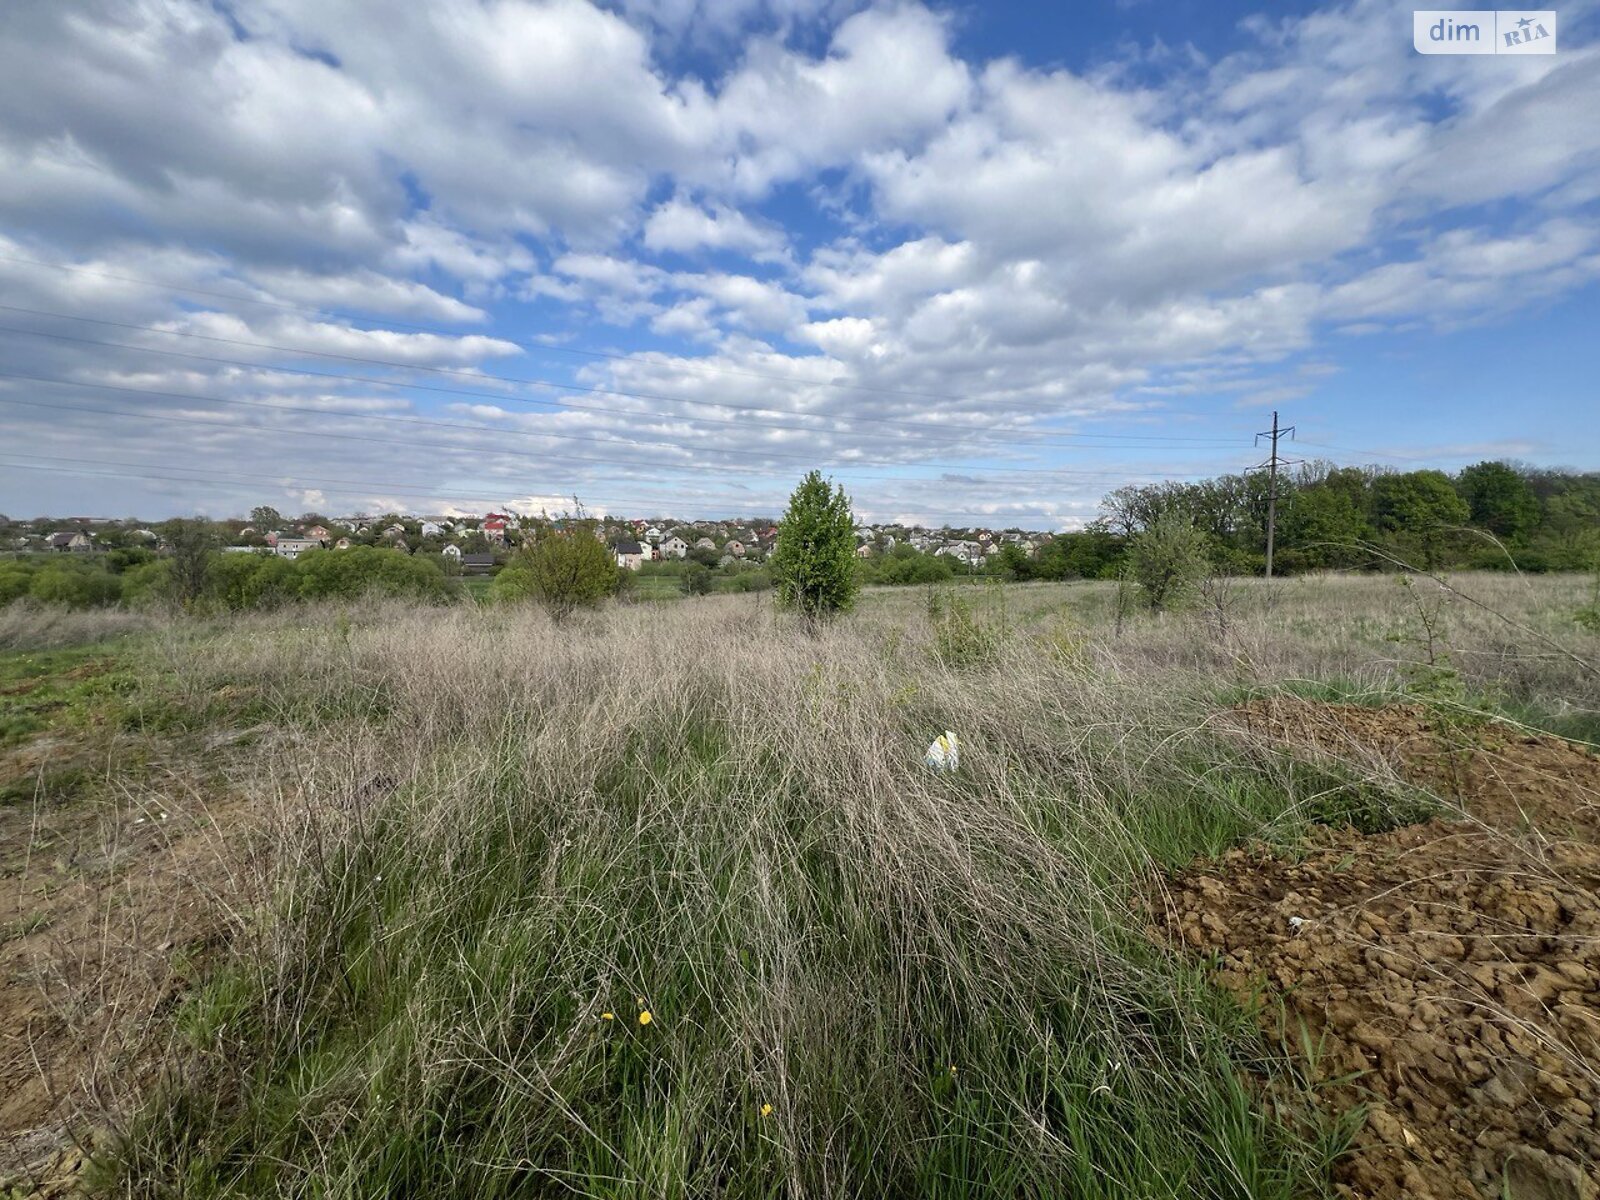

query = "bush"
(490, 527), (617, 620)
(28, 563), (123, 608)
(297, 546), (452, 604)
(771, 470), (858, 620)
(681, 563), (713, 596)
(928, 585), (1008, 667)
(1127, 513), (1209, 613)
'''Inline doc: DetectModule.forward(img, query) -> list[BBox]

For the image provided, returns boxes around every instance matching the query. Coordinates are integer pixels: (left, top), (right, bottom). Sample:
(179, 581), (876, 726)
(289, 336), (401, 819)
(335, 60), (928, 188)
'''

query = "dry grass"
(0, 603), (159, 652)
(13, 572), (1596, 1197)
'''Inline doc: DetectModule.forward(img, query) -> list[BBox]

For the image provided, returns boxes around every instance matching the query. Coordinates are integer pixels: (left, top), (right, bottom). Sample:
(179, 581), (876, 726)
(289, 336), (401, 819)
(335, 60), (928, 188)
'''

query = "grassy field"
(2, 573), (1596, 1198)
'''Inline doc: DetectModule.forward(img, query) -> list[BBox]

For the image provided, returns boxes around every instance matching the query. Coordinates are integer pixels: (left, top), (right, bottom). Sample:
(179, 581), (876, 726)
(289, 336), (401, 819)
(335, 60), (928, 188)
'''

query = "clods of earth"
(1162, 698), (1600, 1200)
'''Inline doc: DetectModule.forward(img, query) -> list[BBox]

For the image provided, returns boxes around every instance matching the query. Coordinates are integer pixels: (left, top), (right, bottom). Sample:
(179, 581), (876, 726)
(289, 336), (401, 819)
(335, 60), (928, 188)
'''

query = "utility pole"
(1251, 411), (1299, 580)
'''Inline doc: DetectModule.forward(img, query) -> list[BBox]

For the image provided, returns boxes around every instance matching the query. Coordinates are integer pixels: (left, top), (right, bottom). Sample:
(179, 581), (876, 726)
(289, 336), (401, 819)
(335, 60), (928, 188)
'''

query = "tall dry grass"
(101, 573), (1596, 1197)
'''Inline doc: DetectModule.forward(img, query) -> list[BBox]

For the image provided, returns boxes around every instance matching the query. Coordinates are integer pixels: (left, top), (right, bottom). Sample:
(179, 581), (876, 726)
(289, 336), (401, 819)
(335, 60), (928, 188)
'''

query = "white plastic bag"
(924, 731), (960, 772)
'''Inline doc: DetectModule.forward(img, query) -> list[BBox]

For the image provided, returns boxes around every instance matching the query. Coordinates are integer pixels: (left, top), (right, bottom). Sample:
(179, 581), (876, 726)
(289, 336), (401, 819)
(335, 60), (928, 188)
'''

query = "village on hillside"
(4, 510), (1048, 573)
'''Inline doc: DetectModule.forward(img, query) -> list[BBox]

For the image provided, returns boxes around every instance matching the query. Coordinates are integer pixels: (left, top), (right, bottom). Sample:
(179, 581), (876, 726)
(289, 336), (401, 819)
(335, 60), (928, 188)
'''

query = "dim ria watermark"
(1414, 10), (1556, 53)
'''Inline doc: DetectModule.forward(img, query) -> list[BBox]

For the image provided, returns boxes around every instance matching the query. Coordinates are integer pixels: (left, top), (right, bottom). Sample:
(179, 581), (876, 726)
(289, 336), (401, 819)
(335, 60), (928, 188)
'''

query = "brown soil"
(1160, 698), (1600, 1200)
(0, 729), (257, 1194)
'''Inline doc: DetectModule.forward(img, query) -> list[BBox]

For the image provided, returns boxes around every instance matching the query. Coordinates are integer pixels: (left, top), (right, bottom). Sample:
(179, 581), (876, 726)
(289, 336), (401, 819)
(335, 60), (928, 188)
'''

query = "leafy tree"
(771, 471), (858, 620)
(1278, 484), (1371, 569)
(1371, 471), (1470, 567)
(490, 525), (618, 620)
(162, 517), (219, 607)
(250, 505), (286, 530)
(1456, 461), (1540, 541)
(992, 543), (1035, 581)
(1127, 511), (1209, 613)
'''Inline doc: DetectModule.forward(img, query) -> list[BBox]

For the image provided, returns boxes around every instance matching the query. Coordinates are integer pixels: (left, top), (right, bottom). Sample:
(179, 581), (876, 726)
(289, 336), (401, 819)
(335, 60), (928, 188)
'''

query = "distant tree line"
(0, 535), (453, 611)
(978, 461), (1599, 582)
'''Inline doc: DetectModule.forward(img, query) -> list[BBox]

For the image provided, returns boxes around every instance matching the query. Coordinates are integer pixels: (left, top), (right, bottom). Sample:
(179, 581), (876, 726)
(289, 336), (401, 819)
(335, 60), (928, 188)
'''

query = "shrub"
(927, 585), (1008, 667)
(771, 470), (858, 620)
(1127, 512), (1209, 612)
(490, 527), (617, 620)
(297, 546), (452, 604)
(28, 563), (123, 608)
(681, 563), (713, 596)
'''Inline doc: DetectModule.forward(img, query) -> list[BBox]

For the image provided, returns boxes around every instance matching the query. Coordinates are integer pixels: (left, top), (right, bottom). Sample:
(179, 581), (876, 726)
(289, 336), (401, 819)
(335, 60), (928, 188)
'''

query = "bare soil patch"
(1161, 698), (1600, 1199)
(0, 728), (252, 1194)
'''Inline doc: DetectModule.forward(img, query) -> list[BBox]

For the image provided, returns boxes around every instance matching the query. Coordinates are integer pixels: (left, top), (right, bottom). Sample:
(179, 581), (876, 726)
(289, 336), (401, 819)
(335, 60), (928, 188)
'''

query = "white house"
(614, 540), (648, 570)
(660, 536), (690, 559)
(644, 526), (663, 544)
(420, 521), (443, 538)
(442, 543), (462, 560)
(273, 536), (324, 560)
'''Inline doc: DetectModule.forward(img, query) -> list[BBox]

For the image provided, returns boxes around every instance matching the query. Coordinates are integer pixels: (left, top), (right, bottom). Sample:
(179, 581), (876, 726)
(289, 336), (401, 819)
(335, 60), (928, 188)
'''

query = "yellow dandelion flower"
(948, 1064), (957, 1075)
(760, 1103), (773, 1117)
(600, 1012), (615, 1021)
(638, 1010), (653, 1026)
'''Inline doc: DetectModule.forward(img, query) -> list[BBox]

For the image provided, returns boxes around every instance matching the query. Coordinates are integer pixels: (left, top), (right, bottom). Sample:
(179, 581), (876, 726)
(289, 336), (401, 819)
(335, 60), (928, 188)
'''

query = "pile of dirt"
(1161, 699), (1600, 1200)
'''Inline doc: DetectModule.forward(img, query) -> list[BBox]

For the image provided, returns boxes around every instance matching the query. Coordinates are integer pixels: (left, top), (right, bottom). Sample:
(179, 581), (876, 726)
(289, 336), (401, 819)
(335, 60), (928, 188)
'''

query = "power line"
(0, 371), (1225, 481)
(0, 320), (1245, 458)
(0, 457), (1086, 524)
(1295, 439), (1431, 464)
(0, 301), (1248, 448)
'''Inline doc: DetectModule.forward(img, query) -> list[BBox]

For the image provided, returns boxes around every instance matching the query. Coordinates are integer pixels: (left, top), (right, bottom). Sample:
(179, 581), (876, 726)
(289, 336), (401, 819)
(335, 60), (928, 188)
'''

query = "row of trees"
(1095, 460), (1600, 574)
(0, 541), (454, 611)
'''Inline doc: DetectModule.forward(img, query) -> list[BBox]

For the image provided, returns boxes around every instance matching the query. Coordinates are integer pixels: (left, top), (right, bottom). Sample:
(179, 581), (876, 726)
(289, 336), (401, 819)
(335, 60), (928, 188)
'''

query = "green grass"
(65, 574), (1600, 1197)
(0, 641), (140, 750)
(106, 602), (1388, 1200)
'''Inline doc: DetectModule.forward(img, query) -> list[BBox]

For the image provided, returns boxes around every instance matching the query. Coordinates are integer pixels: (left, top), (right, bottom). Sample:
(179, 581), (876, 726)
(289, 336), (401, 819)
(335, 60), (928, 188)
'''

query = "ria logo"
(1413, 10), (1557, 53)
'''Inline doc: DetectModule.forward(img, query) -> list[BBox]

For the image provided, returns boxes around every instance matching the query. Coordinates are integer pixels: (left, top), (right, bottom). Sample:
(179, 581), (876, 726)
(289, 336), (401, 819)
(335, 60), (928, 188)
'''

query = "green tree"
(162, 517), (219, 607)
(1456, 461), (1539, 541)
(1371, 470), (1471, 567)
(771, 471), (858, 620)
(1127, 511), (1209, 612)
(490, 525), (618, 620)
(250, 505), (286, 530)
(1278, 484), (1371, 569)
(992, 543), (1035, 581)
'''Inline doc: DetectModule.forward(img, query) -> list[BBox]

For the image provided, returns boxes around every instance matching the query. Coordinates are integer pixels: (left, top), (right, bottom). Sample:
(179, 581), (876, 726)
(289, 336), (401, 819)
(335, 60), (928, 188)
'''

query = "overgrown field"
(2, 573), (1596, 1199)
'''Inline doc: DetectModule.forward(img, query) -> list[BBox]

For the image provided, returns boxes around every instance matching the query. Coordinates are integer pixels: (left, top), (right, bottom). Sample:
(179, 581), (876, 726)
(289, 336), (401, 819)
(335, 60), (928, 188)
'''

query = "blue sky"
(0, 0), (1596, 527)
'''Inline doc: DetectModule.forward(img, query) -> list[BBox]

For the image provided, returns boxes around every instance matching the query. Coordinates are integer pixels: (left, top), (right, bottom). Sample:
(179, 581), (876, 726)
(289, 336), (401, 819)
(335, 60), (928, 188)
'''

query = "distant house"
(305, 525), (330, 540)
(273, 536), (324, 560)
(725, 539), (746, 558)
(482, 515), (508, 544)
(47, 531), (92, 553)
(855, 543), (873, 558)
(660, 536), (689, 559)
(420, 521), (443, 538)
(644, 526), (663, 544)
(441, 543), (462, 560)
(382, 524), (407, 540)
(693, 536), (716, 552)
(460, 552), (497, 573)
(334, 537), (352, 550)
(614, 540), (648, 571)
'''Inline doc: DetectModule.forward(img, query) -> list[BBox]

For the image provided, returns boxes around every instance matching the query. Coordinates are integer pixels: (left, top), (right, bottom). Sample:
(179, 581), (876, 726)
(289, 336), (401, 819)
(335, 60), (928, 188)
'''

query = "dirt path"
(1161, 699), (1600, 1200)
